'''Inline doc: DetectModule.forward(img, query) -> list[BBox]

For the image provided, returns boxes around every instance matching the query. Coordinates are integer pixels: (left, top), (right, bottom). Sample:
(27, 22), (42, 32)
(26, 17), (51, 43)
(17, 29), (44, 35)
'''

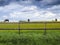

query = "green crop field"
(0, 22), (60, 45)
(0, 22), (60, 29)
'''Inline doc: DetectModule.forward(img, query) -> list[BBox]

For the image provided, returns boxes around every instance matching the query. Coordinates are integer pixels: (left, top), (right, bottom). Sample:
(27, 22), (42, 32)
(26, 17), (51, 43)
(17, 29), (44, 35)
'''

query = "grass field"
(0, 22), (60, 45)
(0, 30), (60, 45)
(0, 22), (60, 29)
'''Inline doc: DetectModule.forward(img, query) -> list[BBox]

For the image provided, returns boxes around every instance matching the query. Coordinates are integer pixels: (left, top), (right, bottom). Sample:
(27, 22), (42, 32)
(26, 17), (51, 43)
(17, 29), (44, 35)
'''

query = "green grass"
(0, 22), (60, 29)
(0, 30), (60, 45)
(0, 22), (60, 45)
(0, 23), (18, 28)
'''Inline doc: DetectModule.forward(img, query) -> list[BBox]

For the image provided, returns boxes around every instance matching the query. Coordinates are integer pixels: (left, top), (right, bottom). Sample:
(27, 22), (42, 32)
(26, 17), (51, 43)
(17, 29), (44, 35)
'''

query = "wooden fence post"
(44, 22), (47, 35)
(18, 21), (20, 34)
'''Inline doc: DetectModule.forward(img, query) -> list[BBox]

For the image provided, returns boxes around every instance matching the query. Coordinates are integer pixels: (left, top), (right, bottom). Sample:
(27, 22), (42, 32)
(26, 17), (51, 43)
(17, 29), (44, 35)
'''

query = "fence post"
(44, 22), (47, 35)
(18, 21), (20, 34)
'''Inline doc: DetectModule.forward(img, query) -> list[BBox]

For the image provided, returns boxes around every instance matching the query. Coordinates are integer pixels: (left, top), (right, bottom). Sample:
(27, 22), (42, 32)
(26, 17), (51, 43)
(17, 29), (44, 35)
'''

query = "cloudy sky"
(0, 0), (60, 22)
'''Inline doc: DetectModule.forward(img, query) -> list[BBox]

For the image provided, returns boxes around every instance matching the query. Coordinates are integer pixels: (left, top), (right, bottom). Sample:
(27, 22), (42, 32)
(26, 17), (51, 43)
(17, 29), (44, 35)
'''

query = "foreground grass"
(0, 30), (60, 45)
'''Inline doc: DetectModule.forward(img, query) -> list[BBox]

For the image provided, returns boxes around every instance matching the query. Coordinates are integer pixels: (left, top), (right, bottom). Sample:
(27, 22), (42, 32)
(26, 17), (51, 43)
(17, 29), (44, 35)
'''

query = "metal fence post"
(44, 22), (47, 35)
(18, 21), (20, 34)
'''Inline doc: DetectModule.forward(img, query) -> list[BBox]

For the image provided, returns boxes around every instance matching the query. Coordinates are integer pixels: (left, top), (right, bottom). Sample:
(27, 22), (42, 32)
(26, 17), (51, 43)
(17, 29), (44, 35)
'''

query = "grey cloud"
(0, 0), (60, 8)
(33, 0), (60, 8)
(42, 0), (60, 5)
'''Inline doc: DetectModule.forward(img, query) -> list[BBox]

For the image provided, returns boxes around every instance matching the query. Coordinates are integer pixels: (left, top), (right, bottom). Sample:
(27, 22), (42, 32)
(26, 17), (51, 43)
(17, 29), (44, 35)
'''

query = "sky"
(0, 0), (60, 22)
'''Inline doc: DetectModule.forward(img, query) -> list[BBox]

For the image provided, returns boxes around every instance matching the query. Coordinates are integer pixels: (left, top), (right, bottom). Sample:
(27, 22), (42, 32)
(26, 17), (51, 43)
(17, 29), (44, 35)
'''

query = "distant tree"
(4, 19), (9, 22)
(28, 19), (30, 22)
(55, 18), (57, 22)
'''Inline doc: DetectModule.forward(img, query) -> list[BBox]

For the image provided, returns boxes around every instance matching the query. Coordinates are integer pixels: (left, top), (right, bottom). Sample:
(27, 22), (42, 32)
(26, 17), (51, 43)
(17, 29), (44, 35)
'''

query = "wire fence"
(0, 22), (60, 30)
(0, 22), (60, 35)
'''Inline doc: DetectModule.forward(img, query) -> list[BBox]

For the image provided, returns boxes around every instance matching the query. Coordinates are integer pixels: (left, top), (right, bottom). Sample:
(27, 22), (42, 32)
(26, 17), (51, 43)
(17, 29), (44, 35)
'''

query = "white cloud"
(42, 11), (56, 18)
(2, 15), (8, 19)
(0, 2), (59, 22)
(47, 5), (60, 10)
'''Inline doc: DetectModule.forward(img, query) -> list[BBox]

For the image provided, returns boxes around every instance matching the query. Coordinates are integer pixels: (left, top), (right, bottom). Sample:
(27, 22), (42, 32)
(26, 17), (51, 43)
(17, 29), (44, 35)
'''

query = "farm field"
(0, 22), (60, 29)
(0, 22), (60, 45)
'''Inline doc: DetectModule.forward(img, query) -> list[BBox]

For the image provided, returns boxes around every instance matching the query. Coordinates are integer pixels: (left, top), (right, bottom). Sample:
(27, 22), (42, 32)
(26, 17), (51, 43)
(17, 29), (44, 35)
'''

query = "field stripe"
(0, 28), (60, 30)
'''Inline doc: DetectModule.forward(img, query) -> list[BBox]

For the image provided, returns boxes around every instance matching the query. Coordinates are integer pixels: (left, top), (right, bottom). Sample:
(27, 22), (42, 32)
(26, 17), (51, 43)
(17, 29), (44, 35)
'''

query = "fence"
(0, 22), (60, 34)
